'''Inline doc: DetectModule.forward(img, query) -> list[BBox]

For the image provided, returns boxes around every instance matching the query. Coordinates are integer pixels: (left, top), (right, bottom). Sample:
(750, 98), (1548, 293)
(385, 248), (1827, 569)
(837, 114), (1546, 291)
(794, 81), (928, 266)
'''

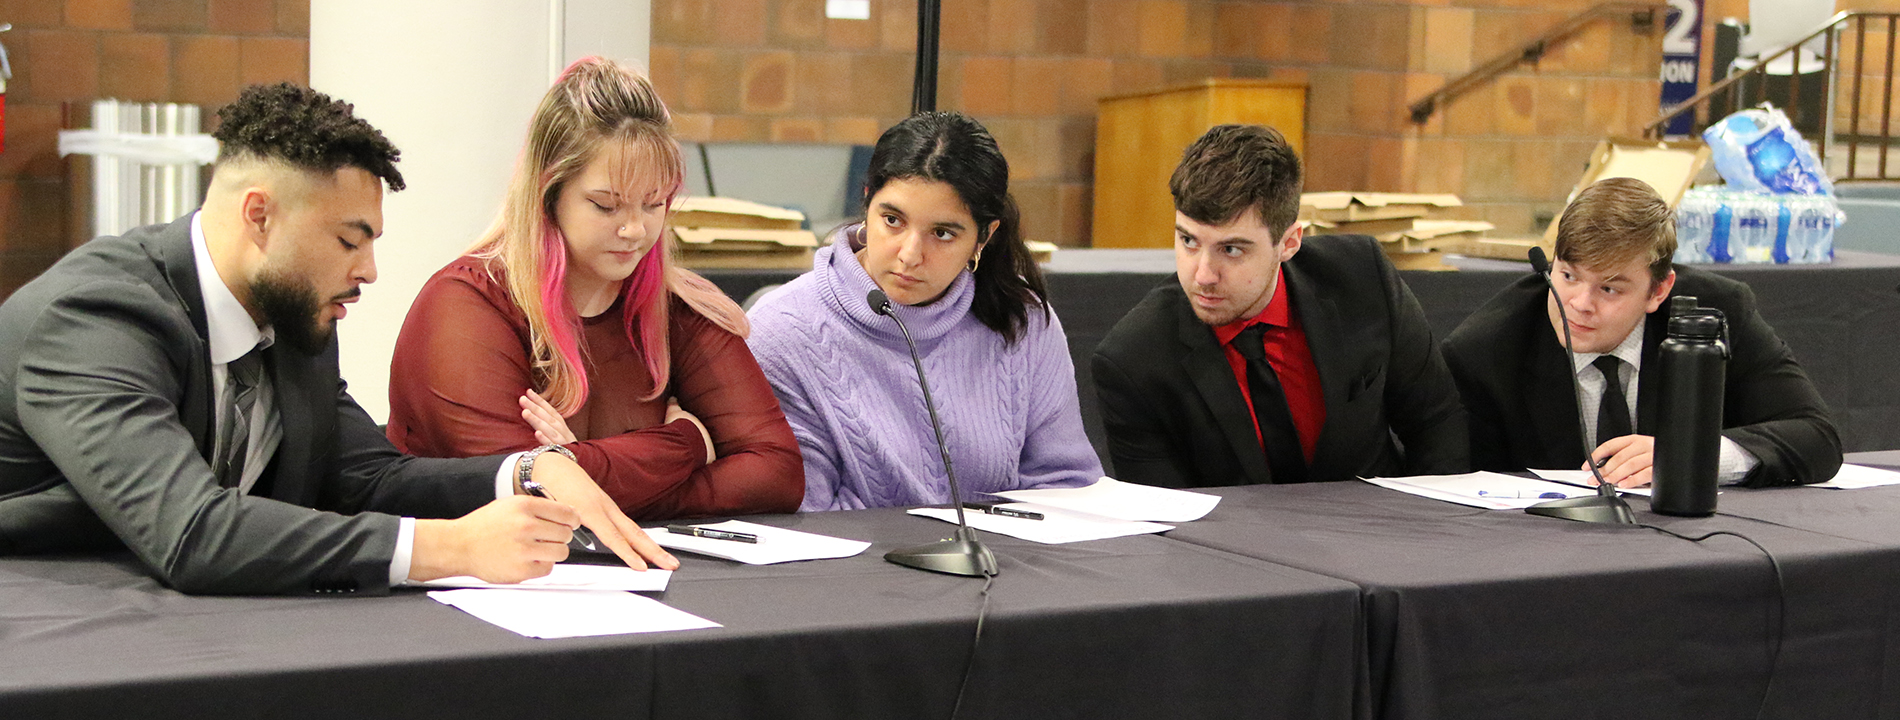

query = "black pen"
(519, 478), (602, 551)
(667, 524), (759, 544)
(962, 502), (1044, 521)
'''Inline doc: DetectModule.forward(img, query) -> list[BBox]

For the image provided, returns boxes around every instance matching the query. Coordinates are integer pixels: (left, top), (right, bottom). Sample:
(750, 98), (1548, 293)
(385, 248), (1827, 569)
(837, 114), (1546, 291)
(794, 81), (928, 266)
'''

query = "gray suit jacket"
(0, 215), (502, 595)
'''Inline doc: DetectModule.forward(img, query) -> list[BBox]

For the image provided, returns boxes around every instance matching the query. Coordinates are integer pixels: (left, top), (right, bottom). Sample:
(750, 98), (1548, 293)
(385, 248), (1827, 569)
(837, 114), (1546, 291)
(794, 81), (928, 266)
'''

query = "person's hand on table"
(1584, 434), (1655, 488)
(520, 451), (680, 571)
(520, 389), (577, 446)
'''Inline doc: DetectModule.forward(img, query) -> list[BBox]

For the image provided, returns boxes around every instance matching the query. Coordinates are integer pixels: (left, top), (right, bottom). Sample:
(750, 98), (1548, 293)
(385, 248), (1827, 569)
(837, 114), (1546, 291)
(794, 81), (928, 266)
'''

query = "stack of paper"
(647, 520), (871, 565)
(1812, 464), (1900, 489)
(430, 589), (719, 638)
(417, 563), (672, 592)
(995, 478), (1221, 522)
(1528, 468), (1654, 497)
(909, 477), (1221, 544)
(1363, 472), (1602, 509)
(908, 504), (1174, 544)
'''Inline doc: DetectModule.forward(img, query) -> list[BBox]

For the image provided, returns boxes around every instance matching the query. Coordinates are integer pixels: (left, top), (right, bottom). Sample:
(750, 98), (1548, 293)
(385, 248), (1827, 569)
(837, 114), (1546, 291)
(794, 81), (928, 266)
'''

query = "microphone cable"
(1637, 523), (1785, 720)
(948, 572), (996, 720)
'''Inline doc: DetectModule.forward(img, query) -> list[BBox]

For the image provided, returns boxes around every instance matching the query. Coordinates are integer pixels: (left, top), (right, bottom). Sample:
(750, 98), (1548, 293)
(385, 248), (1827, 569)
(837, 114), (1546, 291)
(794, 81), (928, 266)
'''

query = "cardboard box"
(672, 196), (807, 231)
(669, 197), (820, 270)
(1381, 220), (1495, 253)
(1383, 250), (1455, 271)
(1543, 137), (1711, 244)
(673, 227), (819, 270)
(1446, 235), (1547, 262)
(1301, 192), (1463, 222)
(1321, 216), (1419, 237)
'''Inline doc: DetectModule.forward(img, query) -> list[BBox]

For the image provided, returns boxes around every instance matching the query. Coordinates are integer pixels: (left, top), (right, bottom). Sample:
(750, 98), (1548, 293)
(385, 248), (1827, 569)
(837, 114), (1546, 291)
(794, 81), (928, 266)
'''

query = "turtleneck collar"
(815, 224), (976, 344)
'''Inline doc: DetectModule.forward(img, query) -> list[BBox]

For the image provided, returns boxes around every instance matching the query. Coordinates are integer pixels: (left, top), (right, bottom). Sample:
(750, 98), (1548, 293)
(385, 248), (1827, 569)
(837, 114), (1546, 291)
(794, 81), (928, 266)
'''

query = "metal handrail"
(1409, 2), (1667, 125)
(1642, 11), (1858, 137)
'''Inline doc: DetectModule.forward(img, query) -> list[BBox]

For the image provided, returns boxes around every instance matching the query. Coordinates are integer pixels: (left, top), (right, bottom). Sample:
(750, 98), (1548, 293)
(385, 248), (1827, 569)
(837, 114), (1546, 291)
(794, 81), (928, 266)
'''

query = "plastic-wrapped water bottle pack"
(1676, 188), (1839, 264)
(1676, 104), (1842, 264)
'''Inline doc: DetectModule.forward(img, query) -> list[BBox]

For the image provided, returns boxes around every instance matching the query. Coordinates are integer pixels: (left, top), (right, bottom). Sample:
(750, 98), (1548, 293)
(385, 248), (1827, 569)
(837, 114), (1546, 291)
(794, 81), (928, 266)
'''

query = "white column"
(311, 0), (649, 423)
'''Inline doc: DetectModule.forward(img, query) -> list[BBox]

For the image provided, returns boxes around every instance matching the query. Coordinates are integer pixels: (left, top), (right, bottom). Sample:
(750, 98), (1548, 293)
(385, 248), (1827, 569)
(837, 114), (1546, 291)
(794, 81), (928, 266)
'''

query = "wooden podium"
(1091, 79), (1307, 248)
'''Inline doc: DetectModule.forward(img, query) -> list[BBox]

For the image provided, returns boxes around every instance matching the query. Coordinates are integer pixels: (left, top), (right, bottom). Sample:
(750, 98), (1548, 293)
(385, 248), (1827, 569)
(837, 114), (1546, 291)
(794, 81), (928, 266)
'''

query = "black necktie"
(1593, 355), (1632, 447)
(1234, 325), (1307, 484)
(215, 348), (265, 488)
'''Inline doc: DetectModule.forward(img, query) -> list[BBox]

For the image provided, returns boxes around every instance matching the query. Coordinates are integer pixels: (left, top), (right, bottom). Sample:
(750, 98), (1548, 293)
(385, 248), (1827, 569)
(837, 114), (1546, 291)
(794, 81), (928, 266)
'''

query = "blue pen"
(1478, 490), (1567, 499)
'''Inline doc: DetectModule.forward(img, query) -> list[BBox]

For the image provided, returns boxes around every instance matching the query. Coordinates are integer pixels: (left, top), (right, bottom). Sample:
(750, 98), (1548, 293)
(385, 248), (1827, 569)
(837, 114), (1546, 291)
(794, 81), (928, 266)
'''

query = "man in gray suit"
(0, 83), (676, 595)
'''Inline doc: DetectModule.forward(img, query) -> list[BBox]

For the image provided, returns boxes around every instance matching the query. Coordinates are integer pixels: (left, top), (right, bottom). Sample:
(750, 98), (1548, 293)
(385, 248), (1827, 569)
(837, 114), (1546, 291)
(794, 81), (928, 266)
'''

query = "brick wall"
(649, 0), (1675, 245)
(0, 0), (308, 299)
(4, 1), (1869, 298)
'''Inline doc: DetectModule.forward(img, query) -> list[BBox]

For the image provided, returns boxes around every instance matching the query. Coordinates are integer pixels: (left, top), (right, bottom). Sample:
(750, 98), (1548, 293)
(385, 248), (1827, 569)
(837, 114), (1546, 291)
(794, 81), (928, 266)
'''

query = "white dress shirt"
(1568, 323), (1757, 484)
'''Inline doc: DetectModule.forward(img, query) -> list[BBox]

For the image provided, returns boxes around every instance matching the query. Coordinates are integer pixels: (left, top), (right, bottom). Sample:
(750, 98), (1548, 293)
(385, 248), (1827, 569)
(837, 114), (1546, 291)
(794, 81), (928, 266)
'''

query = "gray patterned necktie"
(215, 349), (264, 489)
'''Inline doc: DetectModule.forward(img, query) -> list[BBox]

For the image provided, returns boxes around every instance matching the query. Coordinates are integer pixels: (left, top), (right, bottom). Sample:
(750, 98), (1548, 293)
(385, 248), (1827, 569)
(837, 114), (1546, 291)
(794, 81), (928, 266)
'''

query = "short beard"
(248, 267), (331, 355)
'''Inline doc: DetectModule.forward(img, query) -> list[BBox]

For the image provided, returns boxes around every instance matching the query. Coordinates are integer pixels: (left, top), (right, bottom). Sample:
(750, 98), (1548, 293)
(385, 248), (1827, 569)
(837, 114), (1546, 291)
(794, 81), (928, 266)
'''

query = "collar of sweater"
(815, 225), (976, 344)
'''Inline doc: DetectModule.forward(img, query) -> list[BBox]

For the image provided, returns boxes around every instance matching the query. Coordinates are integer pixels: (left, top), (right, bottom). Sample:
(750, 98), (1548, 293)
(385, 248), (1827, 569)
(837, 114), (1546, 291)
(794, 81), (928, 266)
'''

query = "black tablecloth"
(0, 507), (1361, 720)
(1160, 481), (1900, 720)
(704, 250), (1900, 463)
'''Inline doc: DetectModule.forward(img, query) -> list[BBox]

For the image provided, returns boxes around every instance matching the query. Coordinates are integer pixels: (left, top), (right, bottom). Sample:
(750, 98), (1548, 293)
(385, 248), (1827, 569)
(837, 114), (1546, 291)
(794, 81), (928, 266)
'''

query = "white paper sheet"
(908, 503), (1174, 544)
(416, 563), (671, 592)
(1812, 464), (1900, 489)
(429, 588), (719, 638)
(994, 477), (1220, 522)
(647, 520), (871, 565)
(1529, 468), (1655, 497)
(1363, 472), (1602, 510)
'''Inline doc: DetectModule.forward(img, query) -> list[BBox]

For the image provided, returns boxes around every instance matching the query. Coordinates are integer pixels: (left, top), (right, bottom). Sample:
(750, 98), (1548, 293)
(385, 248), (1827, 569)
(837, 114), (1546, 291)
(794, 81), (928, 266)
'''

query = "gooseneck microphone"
(1523, 247), (1636, 525)
(868, 289), (999, 577)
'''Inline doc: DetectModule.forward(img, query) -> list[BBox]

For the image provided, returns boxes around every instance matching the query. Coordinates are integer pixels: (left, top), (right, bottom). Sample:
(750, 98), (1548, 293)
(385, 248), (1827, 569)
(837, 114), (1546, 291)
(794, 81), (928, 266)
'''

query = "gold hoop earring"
(968, 247), (983, 272)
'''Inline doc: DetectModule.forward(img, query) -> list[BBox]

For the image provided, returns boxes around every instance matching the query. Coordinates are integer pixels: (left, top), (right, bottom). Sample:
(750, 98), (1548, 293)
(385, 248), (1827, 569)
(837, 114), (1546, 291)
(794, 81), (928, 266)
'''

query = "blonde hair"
(470, 57), (746, 413)
(1555, 177), (1678, 285)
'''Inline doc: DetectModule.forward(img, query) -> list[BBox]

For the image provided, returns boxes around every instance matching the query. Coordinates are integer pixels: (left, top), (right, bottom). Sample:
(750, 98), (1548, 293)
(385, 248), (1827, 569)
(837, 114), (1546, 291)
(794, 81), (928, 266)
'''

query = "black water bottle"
(1651, 296), (1728, 517)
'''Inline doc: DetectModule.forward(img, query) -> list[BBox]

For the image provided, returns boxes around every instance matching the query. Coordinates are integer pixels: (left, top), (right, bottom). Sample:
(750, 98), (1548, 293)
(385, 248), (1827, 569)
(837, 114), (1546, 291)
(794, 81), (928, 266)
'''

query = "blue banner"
(1660, 0), (1704, 137)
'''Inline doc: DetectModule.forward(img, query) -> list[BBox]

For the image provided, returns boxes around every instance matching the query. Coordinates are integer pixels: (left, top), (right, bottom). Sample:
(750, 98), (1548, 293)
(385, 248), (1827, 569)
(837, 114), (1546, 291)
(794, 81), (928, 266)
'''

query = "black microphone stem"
(869, 289), (997, 575)
(1525, 247), (1635, 525)
(885, 307), (975, 533)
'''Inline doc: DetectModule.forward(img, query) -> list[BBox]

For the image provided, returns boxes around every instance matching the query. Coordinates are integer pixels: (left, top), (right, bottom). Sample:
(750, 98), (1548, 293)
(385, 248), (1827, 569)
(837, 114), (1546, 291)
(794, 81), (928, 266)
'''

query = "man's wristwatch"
(516, 444), (578, 491)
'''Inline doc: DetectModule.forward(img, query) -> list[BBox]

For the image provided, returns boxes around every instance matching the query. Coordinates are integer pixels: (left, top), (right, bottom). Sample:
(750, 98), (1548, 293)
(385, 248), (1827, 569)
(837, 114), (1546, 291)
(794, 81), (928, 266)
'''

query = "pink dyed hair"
(470, 57), (746, 414)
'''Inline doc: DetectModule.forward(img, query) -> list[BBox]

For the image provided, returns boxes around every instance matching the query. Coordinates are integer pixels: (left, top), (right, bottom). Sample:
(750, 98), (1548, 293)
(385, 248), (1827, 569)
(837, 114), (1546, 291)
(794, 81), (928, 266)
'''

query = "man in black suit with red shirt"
(1092, 124), (1468, 488)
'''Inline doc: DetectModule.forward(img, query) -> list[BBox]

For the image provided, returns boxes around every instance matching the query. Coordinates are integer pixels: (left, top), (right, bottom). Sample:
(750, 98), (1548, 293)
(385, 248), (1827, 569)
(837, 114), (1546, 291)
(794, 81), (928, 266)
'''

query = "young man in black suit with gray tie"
(1092, 124), (1468, 488)
(1442, 177), (1841, 487)
(0, 83), (676, 594)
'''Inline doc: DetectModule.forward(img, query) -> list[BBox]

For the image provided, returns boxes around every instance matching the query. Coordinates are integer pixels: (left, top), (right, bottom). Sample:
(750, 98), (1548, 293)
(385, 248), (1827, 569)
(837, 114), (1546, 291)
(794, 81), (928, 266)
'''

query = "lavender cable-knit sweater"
(747, 229), (1102, 511)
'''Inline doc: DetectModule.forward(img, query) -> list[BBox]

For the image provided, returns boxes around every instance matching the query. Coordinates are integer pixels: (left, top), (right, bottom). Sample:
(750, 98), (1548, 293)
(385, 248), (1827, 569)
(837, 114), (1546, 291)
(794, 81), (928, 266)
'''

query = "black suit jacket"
(1441, 265), (1841, 486)
(0, 215), (502, 594)
(1092, 235), (1469, 488)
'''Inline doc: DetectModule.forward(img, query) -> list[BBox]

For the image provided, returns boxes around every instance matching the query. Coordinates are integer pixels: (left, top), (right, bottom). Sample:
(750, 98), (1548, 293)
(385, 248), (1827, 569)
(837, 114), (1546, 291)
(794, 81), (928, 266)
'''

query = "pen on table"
(962, 502), (1044, 520)
(667, 524), (759, 544)
(1477, 490), (1568, 499)
(519, 478), (602, 551)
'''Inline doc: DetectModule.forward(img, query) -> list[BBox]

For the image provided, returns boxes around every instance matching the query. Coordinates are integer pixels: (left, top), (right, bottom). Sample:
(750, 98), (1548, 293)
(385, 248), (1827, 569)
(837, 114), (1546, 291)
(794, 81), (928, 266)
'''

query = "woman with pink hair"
(387, 57), (803, 519)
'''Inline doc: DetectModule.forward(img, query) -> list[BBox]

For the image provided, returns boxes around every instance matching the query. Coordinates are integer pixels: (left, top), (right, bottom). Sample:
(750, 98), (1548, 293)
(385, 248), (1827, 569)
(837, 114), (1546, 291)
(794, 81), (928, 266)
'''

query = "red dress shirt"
(1212, 268), (1326, 463)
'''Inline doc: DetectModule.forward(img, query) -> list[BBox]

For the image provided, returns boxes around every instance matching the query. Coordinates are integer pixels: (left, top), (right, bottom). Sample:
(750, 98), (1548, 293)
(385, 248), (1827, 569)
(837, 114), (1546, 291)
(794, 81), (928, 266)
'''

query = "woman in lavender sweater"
(747, 112), (1102, 511)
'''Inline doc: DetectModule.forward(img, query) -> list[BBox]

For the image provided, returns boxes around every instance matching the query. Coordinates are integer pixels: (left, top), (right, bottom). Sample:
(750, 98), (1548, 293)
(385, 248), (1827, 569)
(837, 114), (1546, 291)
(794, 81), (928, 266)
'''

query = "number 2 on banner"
(1663, 0), (1699, 55)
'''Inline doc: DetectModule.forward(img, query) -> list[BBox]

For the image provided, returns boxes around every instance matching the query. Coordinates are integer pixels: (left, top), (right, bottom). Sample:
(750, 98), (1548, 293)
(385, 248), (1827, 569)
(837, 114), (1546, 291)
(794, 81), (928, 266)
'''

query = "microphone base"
(1525, 493), (1637, 525)
(885, 532), (998, 577)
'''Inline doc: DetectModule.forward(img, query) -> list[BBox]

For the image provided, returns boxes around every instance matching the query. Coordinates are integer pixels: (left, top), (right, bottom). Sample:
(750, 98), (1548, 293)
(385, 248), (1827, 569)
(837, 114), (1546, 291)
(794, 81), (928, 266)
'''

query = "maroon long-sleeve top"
(386, 256), (804, 520)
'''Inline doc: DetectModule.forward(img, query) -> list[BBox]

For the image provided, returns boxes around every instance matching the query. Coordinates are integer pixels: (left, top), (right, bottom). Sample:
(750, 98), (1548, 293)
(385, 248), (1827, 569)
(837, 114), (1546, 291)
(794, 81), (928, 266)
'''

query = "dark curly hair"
(864, 111), (1049, 346)
(1169, 124), (1302, 240)
(212, 82), (405, 191)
